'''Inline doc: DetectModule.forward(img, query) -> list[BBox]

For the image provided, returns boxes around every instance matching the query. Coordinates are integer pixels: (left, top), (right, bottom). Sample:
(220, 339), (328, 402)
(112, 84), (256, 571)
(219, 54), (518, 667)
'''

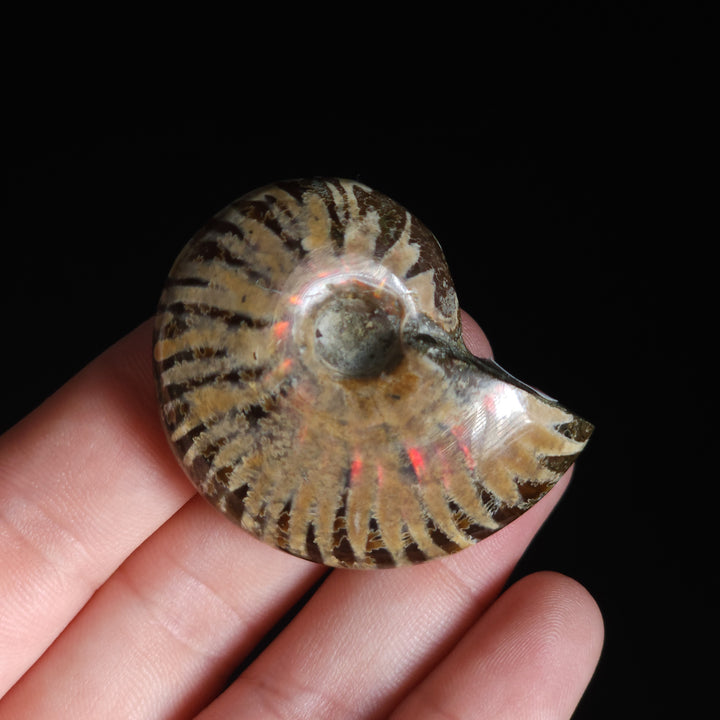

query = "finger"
(390, 572), (604, 720)
(0, 320), (196, 692)
(460, 309), (493, 358)
(195, 473), (573, 720)
(0, 318), (327, 716)
(0, 497), (325, 718)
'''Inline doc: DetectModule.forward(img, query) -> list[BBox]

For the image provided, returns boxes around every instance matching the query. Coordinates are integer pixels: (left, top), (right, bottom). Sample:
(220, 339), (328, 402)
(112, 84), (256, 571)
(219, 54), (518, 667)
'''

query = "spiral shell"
(153, 178), (592, 569)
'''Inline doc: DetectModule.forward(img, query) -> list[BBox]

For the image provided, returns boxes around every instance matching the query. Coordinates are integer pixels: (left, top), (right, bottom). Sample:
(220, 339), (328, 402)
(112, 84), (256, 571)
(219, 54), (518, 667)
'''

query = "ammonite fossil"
(153, 178), (593, 569)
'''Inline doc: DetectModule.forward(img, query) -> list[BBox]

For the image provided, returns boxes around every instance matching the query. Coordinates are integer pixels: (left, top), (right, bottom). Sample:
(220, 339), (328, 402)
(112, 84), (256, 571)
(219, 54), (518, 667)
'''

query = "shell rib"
(153, 178), (593, 569)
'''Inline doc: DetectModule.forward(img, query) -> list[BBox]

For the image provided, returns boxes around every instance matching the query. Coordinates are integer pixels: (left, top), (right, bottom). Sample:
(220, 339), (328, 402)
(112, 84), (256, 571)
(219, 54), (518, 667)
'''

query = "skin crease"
(0, 311), (603, 720)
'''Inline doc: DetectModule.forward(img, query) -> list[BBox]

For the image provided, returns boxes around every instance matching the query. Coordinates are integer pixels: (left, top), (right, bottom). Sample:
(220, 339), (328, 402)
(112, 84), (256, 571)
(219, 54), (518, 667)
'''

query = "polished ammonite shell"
(153, 178), (593, 569)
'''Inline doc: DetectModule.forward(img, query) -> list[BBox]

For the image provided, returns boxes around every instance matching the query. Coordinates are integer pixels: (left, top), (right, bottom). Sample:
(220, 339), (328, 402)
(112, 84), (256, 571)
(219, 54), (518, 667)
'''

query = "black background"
(2, 5), (712, 718)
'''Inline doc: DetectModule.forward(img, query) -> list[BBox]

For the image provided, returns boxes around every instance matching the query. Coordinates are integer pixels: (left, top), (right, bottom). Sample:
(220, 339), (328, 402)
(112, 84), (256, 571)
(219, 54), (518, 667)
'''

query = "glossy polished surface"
(153, 178), (593, 568)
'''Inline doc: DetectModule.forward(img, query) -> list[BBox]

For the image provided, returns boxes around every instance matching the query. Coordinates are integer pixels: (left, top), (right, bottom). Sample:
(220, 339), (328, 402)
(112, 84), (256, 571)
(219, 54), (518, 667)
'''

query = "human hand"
(0, 313), (603, 719)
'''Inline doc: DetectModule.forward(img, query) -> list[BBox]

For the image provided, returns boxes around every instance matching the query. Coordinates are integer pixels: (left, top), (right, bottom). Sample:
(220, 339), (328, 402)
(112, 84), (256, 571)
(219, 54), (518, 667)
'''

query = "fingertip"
(390, 569), (603, 720)
(513, 570), (605, 650)
(460, 310), (493, 359)
(504, 571), (605, 714)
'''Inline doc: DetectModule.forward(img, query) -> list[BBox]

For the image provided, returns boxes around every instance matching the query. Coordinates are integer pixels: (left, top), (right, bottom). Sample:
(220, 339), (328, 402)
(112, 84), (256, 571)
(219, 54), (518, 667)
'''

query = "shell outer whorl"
(152, 178), (593, 569)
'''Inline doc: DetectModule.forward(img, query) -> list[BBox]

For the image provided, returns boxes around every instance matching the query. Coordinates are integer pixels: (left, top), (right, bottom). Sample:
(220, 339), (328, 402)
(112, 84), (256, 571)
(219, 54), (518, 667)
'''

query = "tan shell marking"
(153, 178), (593, 569)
